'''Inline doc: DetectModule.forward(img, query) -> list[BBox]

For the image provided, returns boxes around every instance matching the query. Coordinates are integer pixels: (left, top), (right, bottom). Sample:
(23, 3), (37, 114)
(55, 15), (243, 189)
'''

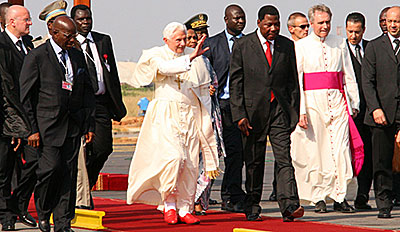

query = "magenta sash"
(303, 72), (364, 176)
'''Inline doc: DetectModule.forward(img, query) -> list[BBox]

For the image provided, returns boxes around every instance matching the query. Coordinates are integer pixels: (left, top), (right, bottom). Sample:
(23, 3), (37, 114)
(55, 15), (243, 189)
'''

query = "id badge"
(62, 80), (73, 91)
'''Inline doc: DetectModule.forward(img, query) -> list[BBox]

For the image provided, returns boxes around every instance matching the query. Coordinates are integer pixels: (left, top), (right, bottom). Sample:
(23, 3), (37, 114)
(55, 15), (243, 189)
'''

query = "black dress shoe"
(62, 228), (75, 232)
(283, 206), (304, 222)
(38, 219), (50, 232)
(314, 200), (327, 213)
(221, 201), (244, 213)
(19, 213), (37, 227)
(194, 211), (206, 216)
(354, 202), (372, 210)
(209, 198), (218, 205)
(393, 199), (400, 207)
(378, 208), (392, 218)
(1, 221), (15, 231)
(246, 213), (262, 221)
(333, 199), (355, 213)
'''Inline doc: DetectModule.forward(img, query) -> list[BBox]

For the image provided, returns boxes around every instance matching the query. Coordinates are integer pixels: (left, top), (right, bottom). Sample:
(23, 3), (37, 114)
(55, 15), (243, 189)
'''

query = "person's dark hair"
(70, 4), (91, 19)
(346, 12), (365, 29)
(258, 5), (279, 21)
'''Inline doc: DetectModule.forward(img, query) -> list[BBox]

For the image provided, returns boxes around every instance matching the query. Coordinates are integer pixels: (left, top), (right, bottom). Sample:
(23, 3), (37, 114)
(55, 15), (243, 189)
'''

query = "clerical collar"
(311, 31), (327, 42)
(164, 44), (183, 57)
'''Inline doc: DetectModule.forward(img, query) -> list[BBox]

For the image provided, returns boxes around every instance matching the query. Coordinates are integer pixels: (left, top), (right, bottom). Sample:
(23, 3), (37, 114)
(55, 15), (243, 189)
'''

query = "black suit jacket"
(0, 32), (34, 79)
(203, 31), (231, 96)
(347, 39), (369, 124)
(362, 34), (399, 127)
(230, 31), (300, 133)
(19, 40), (95, 147)
(90, 31), (126, 121)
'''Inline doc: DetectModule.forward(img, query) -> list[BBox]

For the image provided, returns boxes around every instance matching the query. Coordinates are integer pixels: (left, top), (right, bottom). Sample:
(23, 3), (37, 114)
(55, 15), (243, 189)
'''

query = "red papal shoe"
(179, 213), (200, 225)
(164, 209), (178, 224)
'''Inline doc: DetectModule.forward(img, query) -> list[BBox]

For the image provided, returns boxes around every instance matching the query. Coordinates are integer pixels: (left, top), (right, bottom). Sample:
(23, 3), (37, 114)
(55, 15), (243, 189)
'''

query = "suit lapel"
(46, 41), (65, 80)
(381, 35), (397, 63)
(4, 33), (24, 61)
(69, 50), (79, 85)
(92, 32), (104, 62)
(250, 32), (270, 69)
(269, 36), (281, 74)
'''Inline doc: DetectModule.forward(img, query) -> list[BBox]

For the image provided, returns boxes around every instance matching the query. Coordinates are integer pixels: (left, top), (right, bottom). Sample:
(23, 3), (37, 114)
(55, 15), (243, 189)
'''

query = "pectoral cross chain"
(174, 76), (184, 89)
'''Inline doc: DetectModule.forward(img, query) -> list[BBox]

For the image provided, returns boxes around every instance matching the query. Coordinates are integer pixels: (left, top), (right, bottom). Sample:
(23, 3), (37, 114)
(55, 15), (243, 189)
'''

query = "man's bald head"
(386, 6), (400, 38)
(5, 5), (31, 38)
(51, 16), (77, 50)
(224, 4), (246, 36)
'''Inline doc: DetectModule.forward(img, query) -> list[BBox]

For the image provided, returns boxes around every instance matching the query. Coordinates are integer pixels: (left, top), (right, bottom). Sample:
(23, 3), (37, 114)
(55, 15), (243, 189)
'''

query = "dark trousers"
(34, 136), (81, 232)
(355, 121), (373, 201)
(10, 144), (39, 214)
(371, 125), (395, 210)
(219, 99), (245, 204)
(86, 95), (113, 188)
(0, 137), (16, 224)
(243, 101), (299, 216)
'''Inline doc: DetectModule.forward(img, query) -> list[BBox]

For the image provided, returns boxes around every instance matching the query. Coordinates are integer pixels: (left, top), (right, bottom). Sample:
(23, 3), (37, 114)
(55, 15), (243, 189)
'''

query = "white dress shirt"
(50, 38), (73, 83)
(77, 32), (105, 95)
(348, 40), (365, 58)
(5, 28), (27, 54)
(257, 29), (274, 55)
(388, 33), (400, 55)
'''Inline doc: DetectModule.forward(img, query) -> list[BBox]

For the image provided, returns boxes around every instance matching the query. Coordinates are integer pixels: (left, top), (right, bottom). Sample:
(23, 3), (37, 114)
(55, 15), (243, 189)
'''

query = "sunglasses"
(295, 24), (310, 30)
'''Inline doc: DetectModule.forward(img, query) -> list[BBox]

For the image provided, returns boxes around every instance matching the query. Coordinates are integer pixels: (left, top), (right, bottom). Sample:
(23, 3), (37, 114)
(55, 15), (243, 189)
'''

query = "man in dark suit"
(230, 5), (302, 222)
(0, 36), (31, 232)
(203, 4), (246, 212)
(0, 6), (33, 230)
(71, 5), (126, 194)
(362, 6), (400, 218)
(9, 2), (69, 229)
(0, 5), (37, 230)
(19, 16), (95, 231)
(345, 12), (372, 210)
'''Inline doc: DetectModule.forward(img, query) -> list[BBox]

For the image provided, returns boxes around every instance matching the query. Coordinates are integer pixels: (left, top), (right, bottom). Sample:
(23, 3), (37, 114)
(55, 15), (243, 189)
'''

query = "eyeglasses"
(294, 24), (310, 30)
(15, 17), (32, 23)
(57, 31), (78, 40)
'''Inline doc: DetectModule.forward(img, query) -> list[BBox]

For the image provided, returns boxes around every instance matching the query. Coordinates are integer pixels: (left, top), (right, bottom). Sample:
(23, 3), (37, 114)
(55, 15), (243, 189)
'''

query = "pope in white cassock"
(126, 22), (219, 225)
(290, 4), (360, 213)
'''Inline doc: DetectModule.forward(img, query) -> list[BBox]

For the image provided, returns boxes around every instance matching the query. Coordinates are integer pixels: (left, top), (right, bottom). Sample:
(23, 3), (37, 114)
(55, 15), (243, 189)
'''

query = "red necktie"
(265, 41), (274, 102)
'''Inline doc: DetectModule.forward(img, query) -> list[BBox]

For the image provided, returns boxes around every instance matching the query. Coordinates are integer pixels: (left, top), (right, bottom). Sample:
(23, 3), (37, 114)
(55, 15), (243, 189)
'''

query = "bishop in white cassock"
(290, 5), (360, 213)
(126, 22), (219, 225)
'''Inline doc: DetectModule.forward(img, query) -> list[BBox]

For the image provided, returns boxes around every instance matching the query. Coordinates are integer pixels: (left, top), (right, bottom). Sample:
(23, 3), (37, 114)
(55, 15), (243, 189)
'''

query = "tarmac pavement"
(13, 130), (400, 231)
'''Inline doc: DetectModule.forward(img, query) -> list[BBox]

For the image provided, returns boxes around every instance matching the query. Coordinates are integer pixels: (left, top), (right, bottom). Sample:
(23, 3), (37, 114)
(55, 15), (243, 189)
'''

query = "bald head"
(5, 5), (31, 38)
(386, 6), (400, 38)
(51, 16), (77, 50)
(224, 4), (246, 36)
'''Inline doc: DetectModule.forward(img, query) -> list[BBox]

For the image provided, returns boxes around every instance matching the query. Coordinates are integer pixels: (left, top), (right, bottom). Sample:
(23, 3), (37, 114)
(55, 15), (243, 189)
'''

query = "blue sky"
(26, 0), (399, 62)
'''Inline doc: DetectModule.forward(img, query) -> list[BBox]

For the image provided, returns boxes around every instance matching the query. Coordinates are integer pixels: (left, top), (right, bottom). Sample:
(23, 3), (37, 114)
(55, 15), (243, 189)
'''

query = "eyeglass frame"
(293, 24), (310, 30)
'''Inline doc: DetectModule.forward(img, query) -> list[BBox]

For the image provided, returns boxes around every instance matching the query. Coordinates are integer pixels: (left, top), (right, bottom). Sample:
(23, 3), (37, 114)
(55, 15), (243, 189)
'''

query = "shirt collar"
(5, 28), (21, 44)
(50, 37), (63, 55)
(256, 29), (274, 46)
(225, 29), (243, 41)
(348, 40), (363, 50)
(77, 32), (93, 44)
(387, 32), (400, 44)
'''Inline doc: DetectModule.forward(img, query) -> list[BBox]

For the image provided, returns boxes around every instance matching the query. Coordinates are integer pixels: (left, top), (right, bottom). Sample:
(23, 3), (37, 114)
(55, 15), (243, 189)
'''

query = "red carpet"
(68, 198), (393, 232)
(27, 197), (392, 231)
